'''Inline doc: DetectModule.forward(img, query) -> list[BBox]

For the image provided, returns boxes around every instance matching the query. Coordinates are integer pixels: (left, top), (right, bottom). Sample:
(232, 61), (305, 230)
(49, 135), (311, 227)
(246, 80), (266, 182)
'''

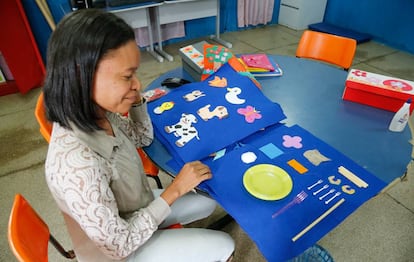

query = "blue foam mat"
(308, 22), (371, 44)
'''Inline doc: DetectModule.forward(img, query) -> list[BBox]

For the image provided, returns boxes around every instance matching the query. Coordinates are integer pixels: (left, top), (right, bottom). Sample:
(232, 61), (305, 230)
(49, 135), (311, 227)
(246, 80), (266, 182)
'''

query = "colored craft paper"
(240, 53), (275, 71)
(238, 54), (283, 77)
(201, 44), (261, 87)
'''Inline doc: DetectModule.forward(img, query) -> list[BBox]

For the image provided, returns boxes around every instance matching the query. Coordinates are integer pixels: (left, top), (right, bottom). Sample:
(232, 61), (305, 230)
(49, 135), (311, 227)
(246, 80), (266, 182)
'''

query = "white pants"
(127, 190), (235, 262)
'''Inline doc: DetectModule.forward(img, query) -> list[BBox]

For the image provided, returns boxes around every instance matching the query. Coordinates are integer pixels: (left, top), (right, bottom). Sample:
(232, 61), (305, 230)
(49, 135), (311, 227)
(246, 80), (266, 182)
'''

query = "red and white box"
(343, 69), (414, 112)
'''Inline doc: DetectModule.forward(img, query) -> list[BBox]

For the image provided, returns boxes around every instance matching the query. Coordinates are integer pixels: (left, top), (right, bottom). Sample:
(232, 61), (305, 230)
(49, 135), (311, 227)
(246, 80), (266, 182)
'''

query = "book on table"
(239, 53), (283, 77)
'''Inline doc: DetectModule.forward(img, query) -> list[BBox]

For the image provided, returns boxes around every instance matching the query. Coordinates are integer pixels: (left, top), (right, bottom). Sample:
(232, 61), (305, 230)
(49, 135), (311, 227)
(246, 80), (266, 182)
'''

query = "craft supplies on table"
(239, 53), (283, 77)
(179, 41), (262, 87)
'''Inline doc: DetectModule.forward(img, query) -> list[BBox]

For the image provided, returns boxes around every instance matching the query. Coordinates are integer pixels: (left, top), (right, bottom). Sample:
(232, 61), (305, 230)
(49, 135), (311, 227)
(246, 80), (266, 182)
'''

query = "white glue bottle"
(388, 98), (412, 132)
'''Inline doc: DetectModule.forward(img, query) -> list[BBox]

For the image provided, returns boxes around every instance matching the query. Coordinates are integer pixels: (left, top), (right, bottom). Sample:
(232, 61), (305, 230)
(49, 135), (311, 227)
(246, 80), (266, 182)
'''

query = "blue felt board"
(148, 63), (286, 163)
(198, 124), (386, 261)
(308, 22), (371, 44)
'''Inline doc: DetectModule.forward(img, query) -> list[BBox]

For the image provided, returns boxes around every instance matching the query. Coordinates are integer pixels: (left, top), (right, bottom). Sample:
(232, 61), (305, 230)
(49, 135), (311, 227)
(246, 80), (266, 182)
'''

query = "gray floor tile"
(354, 41), (399, 63)
(387, 161), (414, 212)
(319, 193), (414, 262)
(229, 25), (300, 51)
(0, 103), (47, 176)
(364, 51), (414, 80)
(0, 166), (72, 262)
(349, 62), (392, 76)
(266, 43), (298, 57)
(0, 87), (40, 116)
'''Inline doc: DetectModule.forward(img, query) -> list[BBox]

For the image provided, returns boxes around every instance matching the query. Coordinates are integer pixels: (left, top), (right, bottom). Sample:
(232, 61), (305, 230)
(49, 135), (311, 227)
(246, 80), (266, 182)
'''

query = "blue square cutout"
(259, 143), (283, 159)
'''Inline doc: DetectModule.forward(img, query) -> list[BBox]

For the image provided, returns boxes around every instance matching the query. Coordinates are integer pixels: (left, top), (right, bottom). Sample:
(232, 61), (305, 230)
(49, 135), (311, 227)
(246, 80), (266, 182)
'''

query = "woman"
(43, 9), (234, 262)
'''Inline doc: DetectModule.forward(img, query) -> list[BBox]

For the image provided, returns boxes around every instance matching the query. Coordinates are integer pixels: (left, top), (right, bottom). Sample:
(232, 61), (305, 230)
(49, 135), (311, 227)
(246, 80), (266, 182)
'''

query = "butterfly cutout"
(237, 106), (262, 123)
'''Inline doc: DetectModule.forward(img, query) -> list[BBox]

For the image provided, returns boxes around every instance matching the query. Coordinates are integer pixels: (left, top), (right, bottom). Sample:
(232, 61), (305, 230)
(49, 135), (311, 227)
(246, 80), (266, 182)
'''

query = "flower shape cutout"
(282, 135), (303, 149)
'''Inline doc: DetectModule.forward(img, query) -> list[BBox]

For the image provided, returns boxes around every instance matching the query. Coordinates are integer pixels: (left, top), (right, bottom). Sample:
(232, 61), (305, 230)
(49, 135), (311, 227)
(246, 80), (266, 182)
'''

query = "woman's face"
(92, 40), (141, 115)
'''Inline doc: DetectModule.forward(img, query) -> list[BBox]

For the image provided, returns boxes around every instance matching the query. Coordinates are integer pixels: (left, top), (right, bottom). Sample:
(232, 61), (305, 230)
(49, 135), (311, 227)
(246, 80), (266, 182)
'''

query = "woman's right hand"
(160, 161), (212, 205)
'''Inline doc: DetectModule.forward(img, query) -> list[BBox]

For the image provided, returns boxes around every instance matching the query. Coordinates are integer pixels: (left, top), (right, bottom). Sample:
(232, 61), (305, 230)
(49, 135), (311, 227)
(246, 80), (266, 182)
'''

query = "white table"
(153, 0), (232, 61)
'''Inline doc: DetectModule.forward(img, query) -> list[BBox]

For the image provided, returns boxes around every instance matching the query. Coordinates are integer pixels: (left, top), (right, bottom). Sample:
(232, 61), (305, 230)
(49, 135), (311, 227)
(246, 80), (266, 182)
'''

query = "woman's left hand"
(160, 161), (212, 205)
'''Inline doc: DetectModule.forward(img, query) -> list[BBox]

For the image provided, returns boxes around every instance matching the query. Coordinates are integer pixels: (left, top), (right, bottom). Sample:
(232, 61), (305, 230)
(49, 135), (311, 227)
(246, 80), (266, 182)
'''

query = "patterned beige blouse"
(45, 103), (171, 262)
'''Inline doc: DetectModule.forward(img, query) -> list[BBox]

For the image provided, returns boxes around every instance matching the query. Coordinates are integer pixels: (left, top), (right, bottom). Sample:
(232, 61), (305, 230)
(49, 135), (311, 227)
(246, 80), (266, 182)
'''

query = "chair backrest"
(8, 194), (76, 262)
(137, 148), (160, 175)
(296, 30), (357, 70)
(35, 92), (52, 143)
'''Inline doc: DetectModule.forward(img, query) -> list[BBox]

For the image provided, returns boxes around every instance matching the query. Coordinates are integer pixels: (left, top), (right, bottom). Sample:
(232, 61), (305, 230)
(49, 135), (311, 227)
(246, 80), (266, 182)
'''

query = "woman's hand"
(160, 161), (212, 205)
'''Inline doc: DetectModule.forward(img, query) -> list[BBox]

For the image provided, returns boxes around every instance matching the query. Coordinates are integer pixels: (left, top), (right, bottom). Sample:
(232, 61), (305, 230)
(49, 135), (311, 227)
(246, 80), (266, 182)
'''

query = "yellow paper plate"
(243, 164), (293, 200)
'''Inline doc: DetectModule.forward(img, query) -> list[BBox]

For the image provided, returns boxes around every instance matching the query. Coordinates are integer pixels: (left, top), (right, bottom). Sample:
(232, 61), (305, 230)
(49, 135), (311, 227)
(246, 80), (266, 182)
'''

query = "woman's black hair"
(43, 9), (135, 132)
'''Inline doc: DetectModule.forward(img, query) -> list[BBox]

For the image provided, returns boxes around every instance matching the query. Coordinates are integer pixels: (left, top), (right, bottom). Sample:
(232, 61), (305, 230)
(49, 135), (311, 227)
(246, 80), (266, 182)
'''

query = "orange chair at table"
(296, 30), (357, 71)
(8, 194), (76, 261)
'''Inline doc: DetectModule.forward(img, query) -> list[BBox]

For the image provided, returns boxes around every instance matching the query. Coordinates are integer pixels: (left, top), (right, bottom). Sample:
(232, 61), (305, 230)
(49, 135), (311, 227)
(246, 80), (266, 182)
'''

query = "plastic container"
(288, 244), (334, 262)
(388, 98), (411, 132)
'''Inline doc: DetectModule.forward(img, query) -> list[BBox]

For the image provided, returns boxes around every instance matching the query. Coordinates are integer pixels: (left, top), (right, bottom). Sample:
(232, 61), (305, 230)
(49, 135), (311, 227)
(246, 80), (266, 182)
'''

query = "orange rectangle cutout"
(287, 159), (308, 174)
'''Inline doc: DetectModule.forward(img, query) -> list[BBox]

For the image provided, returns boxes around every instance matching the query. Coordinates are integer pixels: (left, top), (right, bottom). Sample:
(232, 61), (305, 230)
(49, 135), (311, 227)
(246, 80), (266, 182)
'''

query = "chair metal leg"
(147, 174), (163, 189)
(49, 234), (76, 259)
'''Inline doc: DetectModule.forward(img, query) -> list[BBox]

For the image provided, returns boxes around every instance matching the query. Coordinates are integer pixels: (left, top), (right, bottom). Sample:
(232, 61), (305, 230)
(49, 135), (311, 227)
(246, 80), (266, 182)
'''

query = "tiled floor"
(1, 25), (413, 262)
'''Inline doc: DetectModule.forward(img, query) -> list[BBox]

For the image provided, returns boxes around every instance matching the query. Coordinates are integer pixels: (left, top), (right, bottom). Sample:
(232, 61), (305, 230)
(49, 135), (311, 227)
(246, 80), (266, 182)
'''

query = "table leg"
(145, 8), (164, 63)
(153, 6), (174, 62)
(210, 0), (232, 48)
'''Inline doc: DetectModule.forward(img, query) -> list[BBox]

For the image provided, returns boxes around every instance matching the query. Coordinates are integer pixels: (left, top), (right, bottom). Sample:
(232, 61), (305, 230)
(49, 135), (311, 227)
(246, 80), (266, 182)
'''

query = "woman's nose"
(132, 75), (142, 91)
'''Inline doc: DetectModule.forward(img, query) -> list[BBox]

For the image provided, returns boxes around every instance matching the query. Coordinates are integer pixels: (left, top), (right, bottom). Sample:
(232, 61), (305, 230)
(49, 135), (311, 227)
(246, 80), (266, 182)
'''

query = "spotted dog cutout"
(164, 113), (200, 147)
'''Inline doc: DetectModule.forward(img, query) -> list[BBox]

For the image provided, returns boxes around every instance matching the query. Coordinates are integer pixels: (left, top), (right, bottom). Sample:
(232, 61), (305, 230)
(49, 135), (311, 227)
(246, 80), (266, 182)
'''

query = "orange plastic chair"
(34, 92), (52, 143)
(8, 194), (76, 261)
(35, 92), (163, 189)
(296, 30), (357, 70)
(137, 148), (164, 189)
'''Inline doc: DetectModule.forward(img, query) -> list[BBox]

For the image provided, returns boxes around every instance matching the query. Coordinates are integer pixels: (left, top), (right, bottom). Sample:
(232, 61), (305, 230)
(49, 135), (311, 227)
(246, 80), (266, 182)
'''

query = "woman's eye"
(124, 75), (133, 80)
